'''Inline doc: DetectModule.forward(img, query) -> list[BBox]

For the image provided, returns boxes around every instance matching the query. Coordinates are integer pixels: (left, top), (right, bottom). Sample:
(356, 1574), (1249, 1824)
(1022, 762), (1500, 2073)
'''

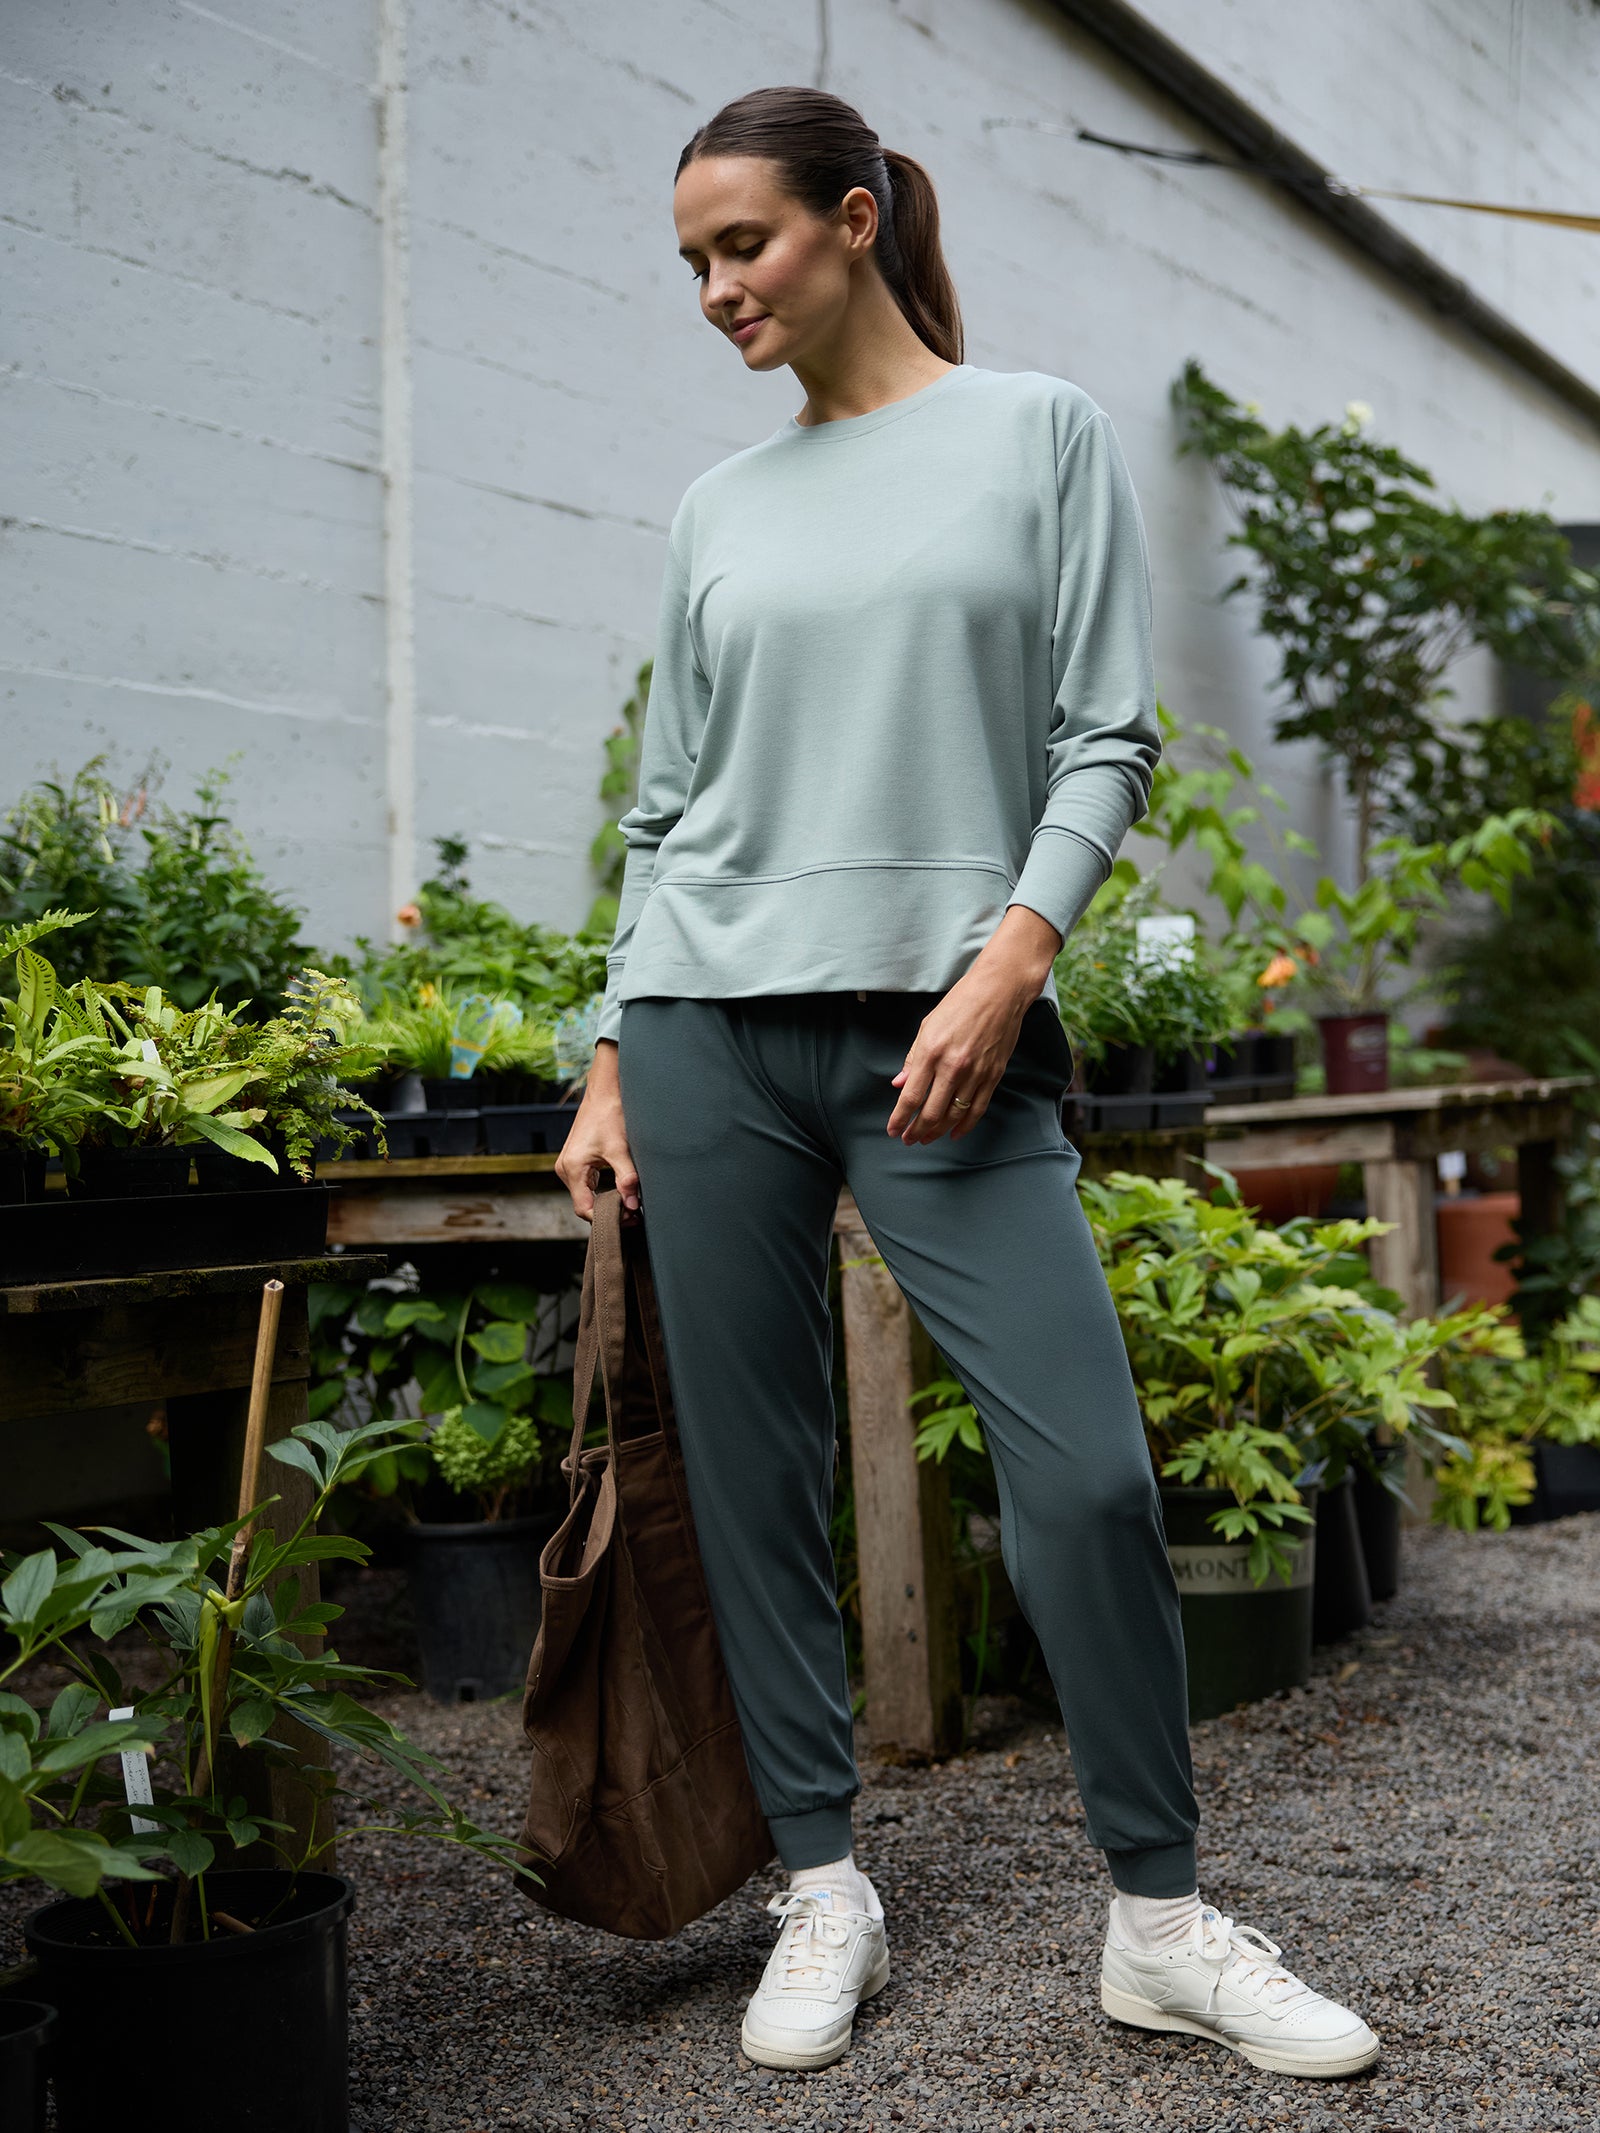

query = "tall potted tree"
(1172, 363), (1598, 1092)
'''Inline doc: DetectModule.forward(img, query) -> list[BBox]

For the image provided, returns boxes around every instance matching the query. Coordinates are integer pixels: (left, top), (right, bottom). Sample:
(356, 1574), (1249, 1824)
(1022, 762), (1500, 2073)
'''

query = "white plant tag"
(110, 1705), (159, 1834)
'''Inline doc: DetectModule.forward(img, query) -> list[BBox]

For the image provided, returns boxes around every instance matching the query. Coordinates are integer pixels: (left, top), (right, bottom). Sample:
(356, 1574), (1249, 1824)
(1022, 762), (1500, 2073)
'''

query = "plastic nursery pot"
(420, 1075), (486, 1111)
(193, 1131), (303, 1193)
(1352, 1446), (1406, 1602)
(1228, 1164), (1342, 1225)
(1084, 1042), (1156, 1097)
(1436, 1191), (1521, 1308)
(0, 1145), (49, 1206)
(1527, 1442), (1600, 1523)
(406, 1512), (562, 1702)
(24, 1870), (353, 2133)
(1160, 1483), (1319, 1724)
(64, 1143), (192, 1199)
(0, 1998), (57, 2133)
(1317, 1013), (1390, 1096)
(1311, 1474), (1373, 1646)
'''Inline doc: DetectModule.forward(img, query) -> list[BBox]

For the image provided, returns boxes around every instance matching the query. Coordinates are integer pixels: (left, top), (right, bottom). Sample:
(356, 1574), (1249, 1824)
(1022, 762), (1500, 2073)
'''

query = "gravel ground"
(6, 1517), (1598, 2130)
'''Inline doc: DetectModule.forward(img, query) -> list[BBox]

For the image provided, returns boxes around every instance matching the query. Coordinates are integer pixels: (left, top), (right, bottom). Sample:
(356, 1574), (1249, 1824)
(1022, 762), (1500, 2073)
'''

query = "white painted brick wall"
(4, 0), (1596, 961)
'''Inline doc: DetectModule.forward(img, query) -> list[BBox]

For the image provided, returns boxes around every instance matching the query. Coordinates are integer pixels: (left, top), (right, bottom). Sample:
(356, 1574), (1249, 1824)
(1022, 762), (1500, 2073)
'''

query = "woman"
(556, 86), (1379, 2084)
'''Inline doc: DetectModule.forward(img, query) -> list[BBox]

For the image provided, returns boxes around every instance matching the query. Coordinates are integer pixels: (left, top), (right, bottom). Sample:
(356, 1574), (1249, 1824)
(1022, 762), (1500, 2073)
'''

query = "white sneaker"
(739, 1885), (891, 2071)
(1101, 1903), (1381, 2079)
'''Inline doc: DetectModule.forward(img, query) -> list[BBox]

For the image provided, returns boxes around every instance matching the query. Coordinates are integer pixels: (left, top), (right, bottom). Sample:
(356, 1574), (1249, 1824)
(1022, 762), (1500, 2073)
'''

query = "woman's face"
(674, 154), (876, 371)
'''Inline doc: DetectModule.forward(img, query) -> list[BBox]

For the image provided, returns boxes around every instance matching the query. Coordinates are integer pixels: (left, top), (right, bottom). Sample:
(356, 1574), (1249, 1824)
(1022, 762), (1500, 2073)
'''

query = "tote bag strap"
(561, 1186), (629, 1502)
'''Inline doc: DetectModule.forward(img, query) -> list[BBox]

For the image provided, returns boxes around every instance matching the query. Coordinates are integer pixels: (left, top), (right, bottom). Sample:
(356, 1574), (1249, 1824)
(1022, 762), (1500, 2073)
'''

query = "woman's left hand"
(885, 907), (1063, 1144)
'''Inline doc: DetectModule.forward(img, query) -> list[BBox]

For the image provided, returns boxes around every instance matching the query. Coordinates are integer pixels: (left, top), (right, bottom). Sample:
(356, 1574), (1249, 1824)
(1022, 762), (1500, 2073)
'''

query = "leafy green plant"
(5, 932), (387, 1178)
(334, 838), (607, 1035)
(1430, 1295), (1600, 1531)
(1132, 709), (1560, 1027)
(308, 1273), (576, 1521)
(1, 1555), (164, 1907)
(911, 1167), (1498, 1584)
(1053, 868), (1236, 1067)
(0, 1416), (530, 1946)
(0, 758), (313, 1013)
(1172, 360), (1600, 878)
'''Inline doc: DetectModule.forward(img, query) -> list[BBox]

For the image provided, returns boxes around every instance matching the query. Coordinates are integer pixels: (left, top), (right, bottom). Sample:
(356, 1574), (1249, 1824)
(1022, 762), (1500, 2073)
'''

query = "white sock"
(787, 1850), (878, 1918)
(1110, 1888), (1205, 1953)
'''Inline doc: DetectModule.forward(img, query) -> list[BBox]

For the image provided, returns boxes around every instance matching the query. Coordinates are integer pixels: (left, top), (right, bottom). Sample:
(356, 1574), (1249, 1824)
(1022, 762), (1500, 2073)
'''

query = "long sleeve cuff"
(1005, 825), (1111, 946)
(594, 976), (625, 1048)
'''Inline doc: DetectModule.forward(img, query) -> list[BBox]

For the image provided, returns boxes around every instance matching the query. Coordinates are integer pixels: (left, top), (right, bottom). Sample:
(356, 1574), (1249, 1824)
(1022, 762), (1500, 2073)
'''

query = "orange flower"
(396, 902), (422, 928)
(1257, 952), (1299, 989)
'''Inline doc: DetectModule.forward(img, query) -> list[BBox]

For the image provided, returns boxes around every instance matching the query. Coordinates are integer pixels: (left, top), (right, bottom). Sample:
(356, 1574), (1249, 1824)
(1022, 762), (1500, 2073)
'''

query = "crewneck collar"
(777, 362), (977, 441)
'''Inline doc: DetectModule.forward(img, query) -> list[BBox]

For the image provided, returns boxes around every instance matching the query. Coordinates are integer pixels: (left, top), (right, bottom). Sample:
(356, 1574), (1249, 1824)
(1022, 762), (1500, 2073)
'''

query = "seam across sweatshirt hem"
(650, 855), (1018, 891)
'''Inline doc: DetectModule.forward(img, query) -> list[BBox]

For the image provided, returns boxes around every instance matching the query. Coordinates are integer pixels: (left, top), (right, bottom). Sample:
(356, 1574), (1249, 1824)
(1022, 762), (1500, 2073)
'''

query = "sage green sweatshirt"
(595, 362), (1160, 1047)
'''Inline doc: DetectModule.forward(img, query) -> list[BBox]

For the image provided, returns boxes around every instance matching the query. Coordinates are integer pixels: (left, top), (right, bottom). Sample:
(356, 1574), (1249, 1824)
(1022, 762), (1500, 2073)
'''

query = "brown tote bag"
(515, 1184), (775, 1938)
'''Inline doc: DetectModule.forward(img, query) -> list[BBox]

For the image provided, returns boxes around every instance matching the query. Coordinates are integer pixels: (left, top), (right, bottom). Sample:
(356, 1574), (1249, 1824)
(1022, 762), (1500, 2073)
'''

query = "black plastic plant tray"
(1064, 1091), (1211, 1135)
(0, 1186), (330, 1285)
(379, 1111), (482, 1160)
(1204, 1072), (1298, 1107)
(480, 1103), (579, 1155)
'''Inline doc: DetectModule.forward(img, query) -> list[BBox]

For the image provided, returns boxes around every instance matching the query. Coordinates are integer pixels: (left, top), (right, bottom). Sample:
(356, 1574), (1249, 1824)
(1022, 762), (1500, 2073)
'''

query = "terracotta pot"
(1228, 1163), (1342, 1225)
(1318, 1012), (1389, 1095)
(1436, 1191), (1520, 1307)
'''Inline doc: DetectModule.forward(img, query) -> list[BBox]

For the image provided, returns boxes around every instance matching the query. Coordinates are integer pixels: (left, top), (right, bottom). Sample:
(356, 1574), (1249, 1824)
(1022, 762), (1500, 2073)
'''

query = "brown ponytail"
(676, 86), (964, 364)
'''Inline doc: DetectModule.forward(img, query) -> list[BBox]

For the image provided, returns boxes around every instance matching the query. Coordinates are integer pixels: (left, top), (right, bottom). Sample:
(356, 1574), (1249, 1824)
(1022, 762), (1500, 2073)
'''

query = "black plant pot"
(0, 1146), (50, 1206)
(65, 1143), (192, 1199)
(1524, 1441), (1600, 1523)
(480, 1102), (580, 1155)
(1312, 1474), (1373, 1645)
(1086, 1043), (1157, 1097)
(1352, 1447), (1406, 1601)
(0, 1999), (56, 2133)
(193, 1130), (302, 1193)
(1161, 1483), (1318, 1722)
(25, 1870), (353, 2133)
(406, 1512), (561, 1702)
(381, 1109), (482, 1159)
(421, 1076), (486, 1111)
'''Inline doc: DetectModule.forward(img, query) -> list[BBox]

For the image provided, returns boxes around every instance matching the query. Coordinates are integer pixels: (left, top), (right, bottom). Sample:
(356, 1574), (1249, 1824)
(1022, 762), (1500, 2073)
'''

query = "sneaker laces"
(1190, 1910), (1317, 2017)
(764, 1889), (857, 1992)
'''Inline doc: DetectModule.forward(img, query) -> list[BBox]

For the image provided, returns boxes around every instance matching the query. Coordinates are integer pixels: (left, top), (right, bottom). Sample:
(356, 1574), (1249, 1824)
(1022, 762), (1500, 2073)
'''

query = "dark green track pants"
(617, 989), (1200, 1899)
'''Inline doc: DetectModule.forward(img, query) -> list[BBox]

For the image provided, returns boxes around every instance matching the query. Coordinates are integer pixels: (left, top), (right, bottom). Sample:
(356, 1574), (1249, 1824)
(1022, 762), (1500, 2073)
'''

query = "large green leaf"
(186, 1113), (277, 1166)
(474, 1283), (542, 1324)
(467, 1321), (526, 1366)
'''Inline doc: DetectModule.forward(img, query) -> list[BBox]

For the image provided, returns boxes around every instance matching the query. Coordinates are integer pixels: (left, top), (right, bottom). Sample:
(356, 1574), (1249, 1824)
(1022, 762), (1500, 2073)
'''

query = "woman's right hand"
(556, 1038), (642, 1224)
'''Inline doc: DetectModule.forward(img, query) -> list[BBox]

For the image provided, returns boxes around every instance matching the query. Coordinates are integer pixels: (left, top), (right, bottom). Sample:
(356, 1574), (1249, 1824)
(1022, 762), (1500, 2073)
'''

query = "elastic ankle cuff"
(1104, 1838), (1199, 1899)
(768, 1802), (856, 1870)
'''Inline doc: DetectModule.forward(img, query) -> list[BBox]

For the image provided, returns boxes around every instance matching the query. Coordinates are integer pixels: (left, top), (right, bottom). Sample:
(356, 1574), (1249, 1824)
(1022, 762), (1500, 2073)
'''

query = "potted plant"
(1430, 1294), (1600, 1529)
(0, 912), (108, 1205)
(1, 1416), (527, 2132)
(1053, 876), (1234, 1130)
(312, 1275), (574, 1700)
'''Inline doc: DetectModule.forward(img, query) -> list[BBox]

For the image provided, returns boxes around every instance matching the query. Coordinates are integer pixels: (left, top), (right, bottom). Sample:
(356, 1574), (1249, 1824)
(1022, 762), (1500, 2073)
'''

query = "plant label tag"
(110, 1705), (160, 1834)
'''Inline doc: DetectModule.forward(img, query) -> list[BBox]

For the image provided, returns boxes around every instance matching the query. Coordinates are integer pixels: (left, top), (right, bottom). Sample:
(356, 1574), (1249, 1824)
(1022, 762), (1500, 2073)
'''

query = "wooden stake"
(171, 1278), (285, 1945)
(226, 1279), (285, 1598)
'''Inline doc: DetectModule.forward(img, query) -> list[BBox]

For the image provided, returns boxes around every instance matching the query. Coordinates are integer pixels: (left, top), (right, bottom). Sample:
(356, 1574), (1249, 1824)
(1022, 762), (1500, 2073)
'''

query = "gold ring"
(952, 1096), (971, 1109)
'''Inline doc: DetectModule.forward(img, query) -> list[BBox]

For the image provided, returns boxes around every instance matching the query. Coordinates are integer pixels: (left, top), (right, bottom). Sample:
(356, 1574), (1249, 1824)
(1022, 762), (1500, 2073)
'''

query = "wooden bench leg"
(836, 1221), (963, 1762)
(1363, 1156), (1441, 1529)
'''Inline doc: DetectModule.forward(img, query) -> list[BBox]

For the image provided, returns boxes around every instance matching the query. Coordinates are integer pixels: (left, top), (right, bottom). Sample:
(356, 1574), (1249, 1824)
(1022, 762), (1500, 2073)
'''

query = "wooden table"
(1204, 1075), (1589, 1318)
(1, 1252), (388, 1862)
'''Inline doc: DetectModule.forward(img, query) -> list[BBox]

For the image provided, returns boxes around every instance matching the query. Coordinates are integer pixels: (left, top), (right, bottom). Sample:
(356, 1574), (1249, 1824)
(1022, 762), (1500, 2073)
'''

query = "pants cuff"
(1103, 1837), (1199, 1898)
(767, 1802), (856, 1870)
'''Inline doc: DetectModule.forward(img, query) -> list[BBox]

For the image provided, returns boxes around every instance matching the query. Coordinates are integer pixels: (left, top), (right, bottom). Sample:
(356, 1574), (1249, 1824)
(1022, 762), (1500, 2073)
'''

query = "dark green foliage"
(1172, 359), (1600, 873)
(0, 759), (313, 1015)
(331, 836), (608, 1014)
